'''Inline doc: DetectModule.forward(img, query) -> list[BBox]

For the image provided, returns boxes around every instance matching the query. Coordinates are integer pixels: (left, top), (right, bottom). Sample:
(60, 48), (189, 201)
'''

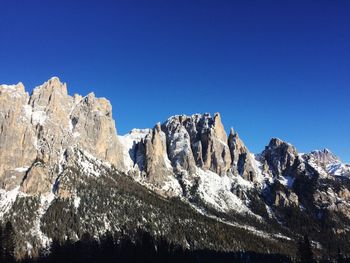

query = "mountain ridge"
(1, 77), (350, 260)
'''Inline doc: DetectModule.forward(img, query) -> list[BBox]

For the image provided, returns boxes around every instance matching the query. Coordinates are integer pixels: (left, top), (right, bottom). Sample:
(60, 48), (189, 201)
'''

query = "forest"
(1, 220), (349, 263)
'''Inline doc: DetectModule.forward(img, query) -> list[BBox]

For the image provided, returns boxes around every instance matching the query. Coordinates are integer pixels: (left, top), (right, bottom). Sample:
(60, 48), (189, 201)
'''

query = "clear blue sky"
(1, 0), (349, 162)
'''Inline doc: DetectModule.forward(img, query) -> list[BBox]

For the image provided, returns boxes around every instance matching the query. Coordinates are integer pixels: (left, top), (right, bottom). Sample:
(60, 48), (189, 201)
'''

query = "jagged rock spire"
(228, 127), (257, 181)
(0, 77), (124, 192)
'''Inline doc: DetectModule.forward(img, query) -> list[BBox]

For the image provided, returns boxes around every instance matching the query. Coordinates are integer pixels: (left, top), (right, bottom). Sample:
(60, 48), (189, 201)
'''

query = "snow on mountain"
(195, 168), (253, 214)
(118, 129), (150, 171)
(303, 149), (350, 178)
(0, 186), (21, 218)
(1, 77), (350, 260)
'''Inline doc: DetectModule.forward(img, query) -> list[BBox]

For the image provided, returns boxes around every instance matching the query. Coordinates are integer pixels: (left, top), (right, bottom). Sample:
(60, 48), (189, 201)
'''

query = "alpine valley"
(0, 77), (349, 262)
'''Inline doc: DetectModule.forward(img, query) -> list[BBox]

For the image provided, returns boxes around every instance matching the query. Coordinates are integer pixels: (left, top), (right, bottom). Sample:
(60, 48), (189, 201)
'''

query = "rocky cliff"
(1, 77), (350, 259)
(0, 77), (124, 195)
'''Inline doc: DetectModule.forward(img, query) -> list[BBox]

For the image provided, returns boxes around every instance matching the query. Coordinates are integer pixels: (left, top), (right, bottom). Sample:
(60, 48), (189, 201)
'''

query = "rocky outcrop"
(138, 123), (173, 184)
(260, 138), (298, 178)
(308, 149), (340, 167)
(0, 77), (124, 194)
(162, 116), (197, 174)
(274, 190), (299, 207)
(69, 92), (123, 167)
(228, 128), (257, 181)
(124, 113), (277, 186)
(162, 113), (231, 176)
(0, 83), (36, 190)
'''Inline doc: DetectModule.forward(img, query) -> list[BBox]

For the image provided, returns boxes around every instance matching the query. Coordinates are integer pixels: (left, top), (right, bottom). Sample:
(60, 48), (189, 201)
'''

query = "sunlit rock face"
(161, 113), (232, 176)
(228, 128), (257, 181)
(0, 77), (124, 194)
(260, 138), (299, 178)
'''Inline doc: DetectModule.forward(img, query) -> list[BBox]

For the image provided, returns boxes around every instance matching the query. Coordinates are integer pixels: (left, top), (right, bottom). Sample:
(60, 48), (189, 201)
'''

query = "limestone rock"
(162, 113), (231, 176)
(20, 163), (52, 195)
(228, 128), (257, 181)
(274, 190), (299, 207)
(308, 149), (340, 167)
(0, 77), (124, 193)
(140, 123), (173, 184)
(0, 83), (36, 190)
(70, 92), (124, 168)
(261, 138), (298, 178)
(162, 116), (197, 174)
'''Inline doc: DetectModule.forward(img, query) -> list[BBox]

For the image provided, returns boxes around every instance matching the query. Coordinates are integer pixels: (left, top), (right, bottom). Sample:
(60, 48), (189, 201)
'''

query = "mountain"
(0, 77), (349, 261)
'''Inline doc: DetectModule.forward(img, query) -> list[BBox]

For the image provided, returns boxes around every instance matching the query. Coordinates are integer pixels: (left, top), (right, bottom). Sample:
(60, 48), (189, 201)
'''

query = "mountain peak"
(268, 138), (285, 148)
(32, 77), (67, 97)
(309, 148), (340, 164)
(0, 82), (26, 95)
(262, 138), (298, 177)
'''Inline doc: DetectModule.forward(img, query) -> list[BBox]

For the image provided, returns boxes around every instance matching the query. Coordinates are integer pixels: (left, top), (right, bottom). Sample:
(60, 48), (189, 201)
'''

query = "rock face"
(301, 149), (350, 178)
(0, 78), (271, 198)
(274, 191), (299, 207)
(69, 92), (123, 167)
(138, 123), (173, 184)
(161, 113), (231, 176)
(0, 77), (124, 194)
(260, 138), (298, 178)
(0, 83), (37, 190)
(308, 149), (340, 166)
(161, 115), (197, 175)
(228, 128), (257, 181)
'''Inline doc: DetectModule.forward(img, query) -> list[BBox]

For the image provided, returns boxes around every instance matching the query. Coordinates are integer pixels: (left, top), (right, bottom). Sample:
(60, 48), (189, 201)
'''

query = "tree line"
(2, 220), (350, 262)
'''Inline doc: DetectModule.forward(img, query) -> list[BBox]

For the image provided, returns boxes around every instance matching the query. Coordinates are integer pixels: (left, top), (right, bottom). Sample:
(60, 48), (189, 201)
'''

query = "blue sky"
(1, 0), (349, 162)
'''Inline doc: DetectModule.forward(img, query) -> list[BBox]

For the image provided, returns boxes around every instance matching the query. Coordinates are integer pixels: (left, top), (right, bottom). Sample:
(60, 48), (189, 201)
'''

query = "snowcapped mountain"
(0, 78), (350, 260)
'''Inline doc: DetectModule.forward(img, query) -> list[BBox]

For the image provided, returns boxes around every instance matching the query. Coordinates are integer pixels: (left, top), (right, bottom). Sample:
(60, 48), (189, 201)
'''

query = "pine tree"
(3, 221), (15, 263)
(49, 238), (62, 263)
(298, 234), (314, 263)
(0, 223), (3, 260)
(337, 247), (344, 263)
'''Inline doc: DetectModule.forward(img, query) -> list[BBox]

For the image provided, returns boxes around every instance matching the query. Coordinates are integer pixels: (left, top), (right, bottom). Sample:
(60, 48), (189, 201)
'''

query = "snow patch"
(307, 157), (329, 178)
(14, 167), (30, 173)
(32, 110), (47, 125)
(0, 186), (20, 218)
(23, 105), (33, 119)
(31, 192), (55, 247)
(74, 196), (81, 209)
(196, 169), (254, 215)
(327, 162), (350, 177)
(186, 200), (290, 241)
(279, 176), (294, 188)
(159, 177), (183, 196)
(118, 129), (150, 171)
(78, 155), (101, 177)
(76, 150), (111, 177)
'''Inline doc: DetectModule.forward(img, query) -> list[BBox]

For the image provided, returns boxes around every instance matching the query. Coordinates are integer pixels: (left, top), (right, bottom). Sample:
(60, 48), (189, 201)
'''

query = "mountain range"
(0, 77), (349, 261)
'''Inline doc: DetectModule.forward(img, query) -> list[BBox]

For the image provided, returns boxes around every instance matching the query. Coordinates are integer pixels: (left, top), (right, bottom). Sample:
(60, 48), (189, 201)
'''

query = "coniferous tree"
(0, 223), (3, 260)
(298, 234), (314, 263)
(337, 247), (345, 263)
(100, 232), (115, 262)
(49, 238), (62, 263)
(3, 221), (15, 263)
